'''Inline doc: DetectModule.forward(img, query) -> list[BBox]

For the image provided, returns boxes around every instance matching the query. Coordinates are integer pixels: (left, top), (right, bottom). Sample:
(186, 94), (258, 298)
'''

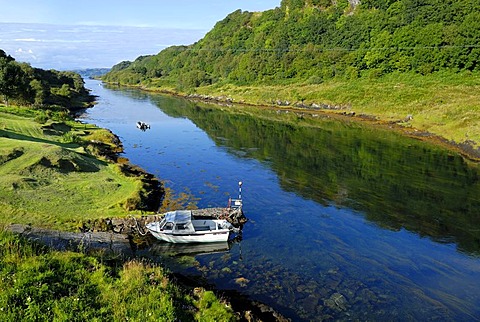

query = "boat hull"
(148, 229), (230, 243)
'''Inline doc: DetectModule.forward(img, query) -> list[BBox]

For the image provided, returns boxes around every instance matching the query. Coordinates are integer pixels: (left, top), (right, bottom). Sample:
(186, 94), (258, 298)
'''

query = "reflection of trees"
(152, 95), (480, 255)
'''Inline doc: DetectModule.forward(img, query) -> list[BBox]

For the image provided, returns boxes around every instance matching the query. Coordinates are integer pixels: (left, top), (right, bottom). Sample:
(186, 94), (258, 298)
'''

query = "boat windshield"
(159, 217), (172, 231)
(175, 223), (188, 230)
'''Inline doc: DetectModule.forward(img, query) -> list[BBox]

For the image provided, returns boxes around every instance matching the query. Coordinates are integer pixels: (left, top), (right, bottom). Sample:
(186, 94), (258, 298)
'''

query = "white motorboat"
(145, 210), (234, 243)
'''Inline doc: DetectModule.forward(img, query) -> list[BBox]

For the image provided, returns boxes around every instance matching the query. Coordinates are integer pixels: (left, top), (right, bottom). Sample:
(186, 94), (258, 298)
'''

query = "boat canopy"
(164, 210), (192, 224)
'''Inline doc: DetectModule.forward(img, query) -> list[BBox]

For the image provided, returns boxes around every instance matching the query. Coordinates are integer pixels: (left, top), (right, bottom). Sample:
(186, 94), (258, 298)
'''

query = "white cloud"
(15, 38), (96, 44)
(14, 47), (37, 61)
(14, 38), (40, 42)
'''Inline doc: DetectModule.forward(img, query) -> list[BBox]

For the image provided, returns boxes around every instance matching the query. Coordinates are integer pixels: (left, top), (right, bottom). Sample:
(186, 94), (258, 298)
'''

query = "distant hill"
(74, 68), (111, 79)
(104, 0), (480, 89)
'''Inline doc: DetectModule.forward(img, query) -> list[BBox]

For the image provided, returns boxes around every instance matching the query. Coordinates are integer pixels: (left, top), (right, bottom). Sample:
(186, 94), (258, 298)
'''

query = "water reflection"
(146, 241), (230, 258)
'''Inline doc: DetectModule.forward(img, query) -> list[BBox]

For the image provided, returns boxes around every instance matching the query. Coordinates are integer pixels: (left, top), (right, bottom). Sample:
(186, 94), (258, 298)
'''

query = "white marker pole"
(238, 181), (243, 200)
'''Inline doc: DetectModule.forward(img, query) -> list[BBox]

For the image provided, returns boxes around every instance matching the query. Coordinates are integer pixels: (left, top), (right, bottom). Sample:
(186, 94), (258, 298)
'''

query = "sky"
(0, 0), (280, 70)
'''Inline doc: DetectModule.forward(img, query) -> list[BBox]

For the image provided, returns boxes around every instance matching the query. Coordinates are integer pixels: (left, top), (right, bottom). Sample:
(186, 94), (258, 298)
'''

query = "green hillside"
(103, 0), (480, 152)
(104, 0), (480, 86)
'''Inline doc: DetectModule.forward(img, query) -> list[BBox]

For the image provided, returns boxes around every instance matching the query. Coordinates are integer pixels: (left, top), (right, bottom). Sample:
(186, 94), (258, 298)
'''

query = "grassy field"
(0, 106), (145, 230)
(144, 71), (480, 151)
(0, 230), (236, 321)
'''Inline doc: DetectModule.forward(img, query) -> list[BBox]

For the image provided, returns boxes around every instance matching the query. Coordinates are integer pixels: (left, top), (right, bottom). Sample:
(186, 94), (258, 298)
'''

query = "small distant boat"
(136, 121), (150, 130)
(146, 182), (244, 244)
(146, 210), (234, 243)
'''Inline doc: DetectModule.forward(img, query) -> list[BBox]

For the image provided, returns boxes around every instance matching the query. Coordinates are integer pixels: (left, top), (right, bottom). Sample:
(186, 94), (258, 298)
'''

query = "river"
(80, 79), (480, 321)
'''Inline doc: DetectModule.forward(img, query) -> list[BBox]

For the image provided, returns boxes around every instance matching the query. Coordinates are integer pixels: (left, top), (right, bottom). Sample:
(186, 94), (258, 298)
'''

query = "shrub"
(60, 132), (80, 144)
(195, 290), (236, 322)
(34, 113), (49, 124)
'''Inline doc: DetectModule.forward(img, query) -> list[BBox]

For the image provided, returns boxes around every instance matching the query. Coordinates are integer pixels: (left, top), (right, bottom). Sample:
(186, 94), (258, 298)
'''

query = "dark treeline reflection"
(145, 94), (480, 255)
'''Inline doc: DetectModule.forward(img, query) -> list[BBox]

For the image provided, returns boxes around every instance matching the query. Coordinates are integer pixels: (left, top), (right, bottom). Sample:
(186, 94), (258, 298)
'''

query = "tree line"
(103, 0), (480, 89)
(0, 49), (90, 109)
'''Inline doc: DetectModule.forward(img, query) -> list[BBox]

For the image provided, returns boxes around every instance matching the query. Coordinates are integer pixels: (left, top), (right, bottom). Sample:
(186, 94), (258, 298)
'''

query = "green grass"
(0, 230), (235, 321)
(0, 106), (144, 230)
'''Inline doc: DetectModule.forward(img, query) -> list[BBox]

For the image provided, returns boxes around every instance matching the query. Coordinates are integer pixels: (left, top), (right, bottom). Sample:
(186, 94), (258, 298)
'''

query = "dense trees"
(0, 51), (29, 105)
(0, 49), (89, 109)
(104, 0), (480, 89)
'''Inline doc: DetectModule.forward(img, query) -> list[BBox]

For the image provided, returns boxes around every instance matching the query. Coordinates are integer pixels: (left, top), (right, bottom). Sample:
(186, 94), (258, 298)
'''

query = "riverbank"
(104, 70), (480, 162)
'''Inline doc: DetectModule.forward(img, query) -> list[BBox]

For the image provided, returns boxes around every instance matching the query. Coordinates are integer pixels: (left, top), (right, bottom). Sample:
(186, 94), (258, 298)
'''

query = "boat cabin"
(158, 210), (226, 233)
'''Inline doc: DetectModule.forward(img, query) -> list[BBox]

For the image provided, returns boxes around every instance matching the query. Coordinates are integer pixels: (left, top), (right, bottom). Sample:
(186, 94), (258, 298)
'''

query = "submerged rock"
(325, 293), (347, 311)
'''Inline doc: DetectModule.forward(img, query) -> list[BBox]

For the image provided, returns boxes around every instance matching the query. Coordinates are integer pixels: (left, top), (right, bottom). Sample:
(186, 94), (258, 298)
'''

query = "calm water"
(80, 79), (480, 321)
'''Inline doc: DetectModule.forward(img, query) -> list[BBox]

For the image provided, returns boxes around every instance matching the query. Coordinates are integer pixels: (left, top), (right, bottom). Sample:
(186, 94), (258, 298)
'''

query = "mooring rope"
(129, 215), (149, 236)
